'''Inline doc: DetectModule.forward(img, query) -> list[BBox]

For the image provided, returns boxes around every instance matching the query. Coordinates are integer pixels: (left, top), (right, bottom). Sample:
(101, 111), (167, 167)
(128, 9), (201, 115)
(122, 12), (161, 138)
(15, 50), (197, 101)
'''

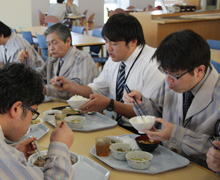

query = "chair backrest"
(71, 26), (84, 34)
(38, 10), (45, 26)
(21, 31), (34, 45)
(114, 8), (127, 14)
(90, 29), (102, 54)
(48, 22), (56, 27)
(211, 59), (220, 73)
(83, 9), (88, 16)
(12, 29), (17, 33)
(127, 6), (135, 9)
(86, 13), (95, 31)
(207, 39), (220, 50)
(44, 16), (60, 27)
(36, 33), (48, 57)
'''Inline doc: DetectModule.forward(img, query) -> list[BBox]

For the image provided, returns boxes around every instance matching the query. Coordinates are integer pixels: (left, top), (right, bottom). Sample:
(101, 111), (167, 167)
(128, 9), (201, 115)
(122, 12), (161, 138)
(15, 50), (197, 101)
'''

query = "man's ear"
(9, 101), (23, 119)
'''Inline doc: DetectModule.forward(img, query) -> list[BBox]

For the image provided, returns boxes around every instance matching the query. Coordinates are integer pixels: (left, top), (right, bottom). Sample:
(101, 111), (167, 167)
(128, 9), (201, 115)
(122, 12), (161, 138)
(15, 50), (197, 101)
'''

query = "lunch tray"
(44, 111), (117, 132)
(90, 134), (190, 174)
(5, 124), (49, 145)
(74, 156), (110, 180)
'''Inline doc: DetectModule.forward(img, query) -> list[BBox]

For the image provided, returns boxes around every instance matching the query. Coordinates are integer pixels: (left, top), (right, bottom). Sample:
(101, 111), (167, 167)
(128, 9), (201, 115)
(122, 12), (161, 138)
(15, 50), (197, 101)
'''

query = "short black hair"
(0, 21), (11, 38)
(102, 13), (145, 47)
(152, 29), (210, 72)
(0, 63), (44, 114)
(57, 0), (65, 3)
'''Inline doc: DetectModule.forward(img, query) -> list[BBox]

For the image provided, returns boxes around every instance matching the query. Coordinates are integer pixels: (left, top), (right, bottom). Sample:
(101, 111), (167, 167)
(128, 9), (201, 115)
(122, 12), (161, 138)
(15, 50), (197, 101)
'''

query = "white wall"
(31, 0), (50, 26)
(0, 0), (32, 28)
(78, 0), (104, 27)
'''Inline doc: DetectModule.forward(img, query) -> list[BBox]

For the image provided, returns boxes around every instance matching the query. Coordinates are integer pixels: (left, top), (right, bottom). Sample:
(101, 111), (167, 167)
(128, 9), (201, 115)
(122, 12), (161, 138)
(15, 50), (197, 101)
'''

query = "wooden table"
(65, 14), (86, 26)
(37, 101), (219, 180)
(16, 26), (105, 48)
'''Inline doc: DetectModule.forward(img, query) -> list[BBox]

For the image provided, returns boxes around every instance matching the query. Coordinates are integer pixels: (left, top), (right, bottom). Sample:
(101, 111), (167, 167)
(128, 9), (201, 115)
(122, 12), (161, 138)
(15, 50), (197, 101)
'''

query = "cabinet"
(131, 10), (220, 48)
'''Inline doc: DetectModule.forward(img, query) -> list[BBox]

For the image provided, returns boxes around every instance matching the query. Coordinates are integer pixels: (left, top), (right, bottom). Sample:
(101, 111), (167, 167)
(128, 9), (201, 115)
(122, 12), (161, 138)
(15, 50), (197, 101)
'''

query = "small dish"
(105, 136), (122, 144)
(65, 115), (85, 129)
(28, 150), (79, 170)
(129, 115), (155, 134)
(109, 143), (135, 161)
(30, 118), (43, 129)
(126, 151), (153, 170)
(135, 135), (160, 152)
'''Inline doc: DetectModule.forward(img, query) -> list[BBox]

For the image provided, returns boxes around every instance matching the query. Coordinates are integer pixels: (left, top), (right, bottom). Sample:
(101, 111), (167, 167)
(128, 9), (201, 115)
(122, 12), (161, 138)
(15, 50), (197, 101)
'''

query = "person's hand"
(123, 90), (142, 105)
(50, 122), (74, 149)
(50, 76), (71, 92)
(79, 94), (110, 113)
(206, 141), (220, 172)
(142, 118), (174, 141)
(17, 49), (30, 62)
(15, 136), (37, 160)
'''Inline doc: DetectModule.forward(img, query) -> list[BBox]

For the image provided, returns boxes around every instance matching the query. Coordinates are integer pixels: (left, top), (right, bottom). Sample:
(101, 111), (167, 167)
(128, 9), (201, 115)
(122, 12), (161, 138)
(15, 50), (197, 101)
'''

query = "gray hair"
(43, 23), (72, 45)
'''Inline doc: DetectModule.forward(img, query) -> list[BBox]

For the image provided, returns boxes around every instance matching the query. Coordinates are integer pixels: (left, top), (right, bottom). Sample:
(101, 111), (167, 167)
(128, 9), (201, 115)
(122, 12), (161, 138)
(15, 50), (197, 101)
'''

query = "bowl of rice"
(67, 95), (90, 110)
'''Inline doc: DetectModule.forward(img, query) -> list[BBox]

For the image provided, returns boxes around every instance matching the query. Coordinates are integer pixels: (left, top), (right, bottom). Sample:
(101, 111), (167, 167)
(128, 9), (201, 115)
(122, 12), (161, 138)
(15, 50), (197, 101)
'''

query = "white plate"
(90, 134), (190, 174)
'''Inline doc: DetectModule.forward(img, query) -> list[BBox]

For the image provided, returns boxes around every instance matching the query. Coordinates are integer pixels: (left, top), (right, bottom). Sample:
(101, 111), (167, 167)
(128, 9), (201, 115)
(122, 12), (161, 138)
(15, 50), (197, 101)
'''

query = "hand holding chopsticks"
(123, 84), (146, 118)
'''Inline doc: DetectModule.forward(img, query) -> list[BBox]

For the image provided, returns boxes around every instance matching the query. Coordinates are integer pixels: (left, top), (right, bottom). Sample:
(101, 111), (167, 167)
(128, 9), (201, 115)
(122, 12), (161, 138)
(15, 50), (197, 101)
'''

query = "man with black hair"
(123, 29), (220, 168)
(51, 13), (164, 133)
(0, 63), (74, 179)
(0, 21), (44, 68)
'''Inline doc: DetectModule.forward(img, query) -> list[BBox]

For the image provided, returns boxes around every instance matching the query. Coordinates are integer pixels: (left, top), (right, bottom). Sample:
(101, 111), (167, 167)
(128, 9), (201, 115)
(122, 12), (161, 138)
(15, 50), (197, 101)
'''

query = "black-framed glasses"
(158, 66), (194, 80)
(23, 104), (40, 120)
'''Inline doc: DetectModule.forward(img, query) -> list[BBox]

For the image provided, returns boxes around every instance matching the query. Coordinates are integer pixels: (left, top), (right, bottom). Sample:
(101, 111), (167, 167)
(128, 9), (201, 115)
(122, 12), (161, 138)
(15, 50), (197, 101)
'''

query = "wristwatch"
(106, 99), (114, 111)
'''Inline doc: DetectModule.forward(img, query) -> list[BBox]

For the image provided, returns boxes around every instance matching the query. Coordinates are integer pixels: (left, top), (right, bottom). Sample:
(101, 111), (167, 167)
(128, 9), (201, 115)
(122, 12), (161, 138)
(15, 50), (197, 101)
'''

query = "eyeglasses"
(23, 104), (40, 120)
(158, 66), (193, 80)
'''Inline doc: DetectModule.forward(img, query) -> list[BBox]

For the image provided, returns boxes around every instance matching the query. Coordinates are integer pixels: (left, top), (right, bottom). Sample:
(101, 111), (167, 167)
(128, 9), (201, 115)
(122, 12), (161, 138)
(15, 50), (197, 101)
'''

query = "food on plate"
(130, 158), (148, 161)
(62, 107), (81, 115)
(33, 156), (76, 167)
(138, 139), (155, 144)
(71, 119), (80, 123)
(31, 118), (41, 125)
(69, 95), (89, 101)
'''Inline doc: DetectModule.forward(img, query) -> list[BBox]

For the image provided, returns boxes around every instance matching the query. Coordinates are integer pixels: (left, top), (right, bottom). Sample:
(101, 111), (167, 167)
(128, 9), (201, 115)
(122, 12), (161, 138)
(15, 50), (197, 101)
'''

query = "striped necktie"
(116, 62), (126, 102)
(115, 62), (126, 121)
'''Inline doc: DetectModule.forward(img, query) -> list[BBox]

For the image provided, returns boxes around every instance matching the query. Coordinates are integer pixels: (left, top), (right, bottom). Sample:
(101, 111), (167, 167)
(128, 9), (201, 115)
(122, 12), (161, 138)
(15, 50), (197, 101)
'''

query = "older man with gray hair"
(38, 23), (98, 100)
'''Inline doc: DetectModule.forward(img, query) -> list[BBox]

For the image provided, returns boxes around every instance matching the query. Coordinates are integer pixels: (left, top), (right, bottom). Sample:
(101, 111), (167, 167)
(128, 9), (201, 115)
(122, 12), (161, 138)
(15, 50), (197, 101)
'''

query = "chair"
(211, 60), (220, 73)
(48, 22), (56, 27)
(12, 29), (17, 33)
(71, 26), (84, 34)
(21, 30), (38, 49)
(36, 33), (49, 58)
(80, 9), (88, 26)
(127, 6), (135, 9)
(114, 8), (127, 14)
(207, 39), (220, 50)
(90, 29), (108, 71)
(89, 29), (102, 57)
(44, 16), (60, 27)
(38, 10), (46, 26)
(84, 13), (95, 35)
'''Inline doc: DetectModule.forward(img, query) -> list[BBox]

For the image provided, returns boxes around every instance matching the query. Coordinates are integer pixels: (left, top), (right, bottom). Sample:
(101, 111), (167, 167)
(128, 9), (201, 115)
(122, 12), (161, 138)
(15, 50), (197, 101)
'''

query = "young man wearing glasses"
(123, 30), (220, 169)
(0, 63), (74, 179)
